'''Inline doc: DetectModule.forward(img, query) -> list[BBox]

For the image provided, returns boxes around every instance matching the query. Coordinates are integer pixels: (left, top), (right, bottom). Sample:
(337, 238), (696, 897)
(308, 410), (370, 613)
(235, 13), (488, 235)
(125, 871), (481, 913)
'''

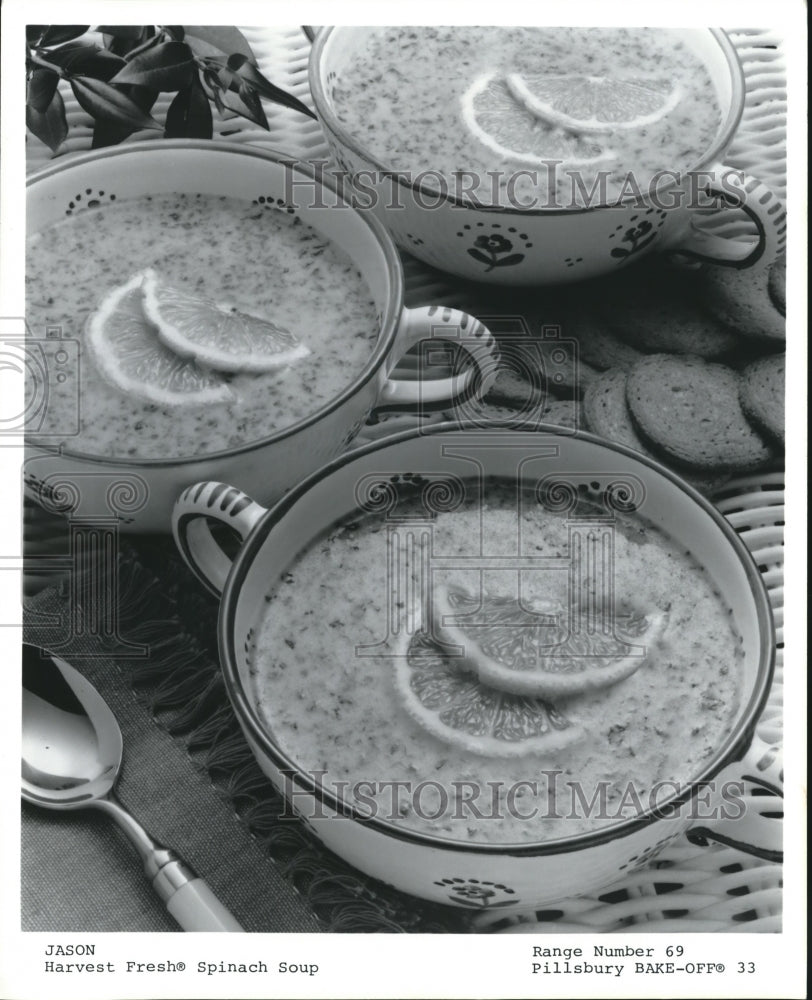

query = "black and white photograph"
(0, 4), (806, 999)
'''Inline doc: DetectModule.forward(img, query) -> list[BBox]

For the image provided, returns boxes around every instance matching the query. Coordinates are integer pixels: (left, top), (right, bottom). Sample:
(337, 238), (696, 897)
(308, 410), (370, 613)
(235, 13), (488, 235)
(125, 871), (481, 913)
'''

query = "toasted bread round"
(584, 369), (646, 449)
(584, 367), (730, 493)
(460, 398), (583, 432)
(626, 354), (774, 472)
(539, 399), (583, 430)
(597, 265), (739, 357)
(700, 265), (785, 341)
(768, 255), (786, 316)
(605, 296), (738, 357)
(486, 346), (598, 405)
(739, 353), (785, 447)
(566, 307), (645, 371)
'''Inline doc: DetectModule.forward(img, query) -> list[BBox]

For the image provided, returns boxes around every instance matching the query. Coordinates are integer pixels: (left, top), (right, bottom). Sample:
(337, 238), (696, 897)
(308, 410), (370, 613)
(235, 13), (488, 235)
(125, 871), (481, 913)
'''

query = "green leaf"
(121, 29), (165, 63)
(39, 25), (90, 47)
(111, 41), (195, 90)
(90, 85), (158, 148)
(165, 78), (213, 139)
(231, 59), (316, 120)
(27, 25), (47, 44)
(26, 88), (68, 151)
(220, 84), (269, 130)
(215, 63), (238, 92)
(70, 76), (162, 129)
(183, 26), (254, 59)
(185, 35), (226, 59)
(104, 27), (157, 58)
(96, 26), (145, 39)
(26, 67), (60, 113)
(47, 42), (126, 81)
(201, 69), (228, 115)
(240, 84), (269, 128)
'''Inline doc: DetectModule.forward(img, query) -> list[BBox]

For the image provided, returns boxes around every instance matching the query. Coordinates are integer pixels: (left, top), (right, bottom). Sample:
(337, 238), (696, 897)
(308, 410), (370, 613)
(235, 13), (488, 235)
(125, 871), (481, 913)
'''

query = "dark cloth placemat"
(22, 536), (466, 933)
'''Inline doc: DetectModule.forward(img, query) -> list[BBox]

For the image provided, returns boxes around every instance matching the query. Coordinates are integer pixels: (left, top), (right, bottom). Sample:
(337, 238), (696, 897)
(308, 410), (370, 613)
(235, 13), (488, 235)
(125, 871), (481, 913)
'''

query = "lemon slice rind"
(460, 72), (618, 166)
(85, 272), (234, 406)
(142, 269), (310, 374)
(506, 73), (683, 134)
(432, 583), (669, 698)
(395, 601), (584, 758)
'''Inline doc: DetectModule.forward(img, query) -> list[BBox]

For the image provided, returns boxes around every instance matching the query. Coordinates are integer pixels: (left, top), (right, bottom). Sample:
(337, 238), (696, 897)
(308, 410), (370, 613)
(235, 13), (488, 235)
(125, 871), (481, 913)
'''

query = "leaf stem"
(28, 52), (66, 76)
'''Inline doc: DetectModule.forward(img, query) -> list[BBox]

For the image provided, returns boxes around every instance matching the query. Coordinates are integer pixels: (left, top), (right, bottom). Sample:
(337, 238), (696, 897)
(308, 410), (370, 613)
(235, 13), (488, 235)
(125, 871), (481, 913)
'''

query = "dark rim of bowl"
(25, 140), (405, 468)
(309, 27), (746, 216)
(218, 420), (776, 857)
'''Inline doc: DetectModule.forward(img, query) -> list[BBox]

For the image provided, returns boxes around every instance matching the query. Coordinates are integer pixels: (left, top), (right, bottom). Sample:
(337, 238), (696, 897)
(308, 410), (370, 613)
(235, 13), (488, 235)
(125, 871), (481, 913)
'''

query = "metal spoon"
(21, 643), (244, 931)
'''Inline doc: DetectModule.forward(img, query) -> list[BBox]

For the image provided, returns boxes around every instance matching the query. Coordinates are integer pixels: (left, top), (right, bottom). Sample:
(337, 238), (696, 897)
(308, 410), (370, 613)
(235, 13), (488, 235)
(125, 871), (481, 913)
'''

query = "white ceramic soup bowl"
(309, 27), (786, 284)
(172, 424), (780, 910)
(24, 142), (497, 532)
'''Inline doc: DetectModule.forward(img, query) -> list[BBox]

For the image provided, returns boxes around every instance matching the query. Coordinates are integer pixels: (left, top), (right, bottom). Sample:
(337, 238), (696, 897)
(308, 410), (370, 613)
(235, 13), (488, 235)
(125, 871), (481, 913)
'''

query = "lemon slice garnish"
(396, 628), (583, 758)
(142, 268), (310, 374)
(506, 73), (683, 134)
(461, 72), (617, 165)
(85, 273), (233, 406)
(431, 584), (669, 698)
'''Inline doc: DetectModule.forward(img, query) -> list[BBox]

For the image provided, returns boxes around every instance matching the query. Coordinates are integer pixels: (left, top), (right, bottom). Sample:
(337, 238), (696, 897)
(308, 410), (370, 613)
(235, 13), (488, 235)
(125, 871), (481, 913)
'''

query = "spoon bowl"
(21, 643), (243, 931)
(22, 646), (120, 804)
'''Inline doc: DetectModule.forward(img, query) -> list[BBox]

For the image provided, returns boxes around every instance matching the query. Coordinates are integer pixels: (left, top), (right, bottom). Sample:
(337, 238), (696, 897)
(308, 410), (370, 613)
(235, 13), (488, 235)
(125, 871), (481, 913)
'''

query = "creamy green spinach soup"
(331, 27), (722, 206)
(251, 482), (741, 844)
(26, 193), (378, 458)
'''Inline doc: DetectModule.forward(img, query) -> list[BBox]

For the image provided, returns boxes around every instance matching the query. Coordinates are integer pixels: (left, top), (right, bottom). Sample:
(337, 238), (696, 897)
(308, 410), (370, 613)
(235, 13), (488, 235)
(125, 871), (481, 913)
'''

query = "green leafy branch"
(26, 25), (316, 153)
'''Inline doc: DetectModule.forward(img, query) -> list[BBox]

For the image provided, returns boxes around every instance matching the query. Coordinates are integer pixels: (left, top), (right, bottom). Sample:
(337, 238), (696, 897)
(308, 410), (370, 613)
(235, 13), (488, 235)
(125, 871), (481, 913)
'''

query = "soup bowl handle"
(172, 482), (267, 597)
(686, 734), (783, 862)
(669, 166), (786, 269)
(378, 306), (499, 407)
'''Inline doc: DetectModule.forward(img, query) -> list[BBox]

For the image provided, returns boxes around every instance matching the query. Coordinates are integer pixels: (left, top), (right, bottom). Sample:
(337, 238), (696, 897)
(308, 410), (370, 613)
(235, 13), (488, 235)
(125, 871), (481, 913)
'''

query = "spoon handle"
(96, 796), (244, 931)
(153, 856), (245, 932)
